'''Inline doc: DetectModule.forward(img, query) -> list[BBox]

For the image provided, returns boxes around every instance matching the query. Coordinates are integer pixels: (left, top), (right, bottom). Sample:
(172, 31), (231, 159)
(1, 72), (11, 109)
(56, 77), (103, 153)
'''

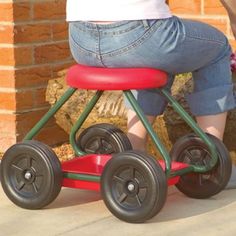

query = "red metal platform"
(61, 154), (189, 191)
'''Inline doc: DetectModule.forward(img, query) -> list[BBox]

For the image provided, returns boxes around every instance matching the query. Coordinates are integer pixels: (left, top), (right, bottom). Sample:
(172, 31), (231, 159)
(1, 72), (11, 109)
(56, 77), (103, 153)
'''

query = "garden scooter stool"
(0, 64), (232, 223)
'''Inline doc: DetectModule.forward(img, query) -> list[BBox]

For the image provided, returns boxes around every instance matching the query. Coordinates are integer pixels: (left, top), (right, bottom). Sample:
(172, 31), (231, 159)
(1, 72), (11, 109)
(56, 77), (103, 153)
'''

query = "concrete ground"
(0, 182), (236, 236)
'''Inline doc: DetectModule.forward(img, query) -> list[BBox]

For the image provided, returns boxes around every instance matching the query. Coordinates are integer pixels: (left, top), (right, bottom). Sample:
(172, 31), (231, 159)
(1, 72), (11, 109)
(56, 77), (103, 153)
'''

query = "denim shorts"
(68, 16), (235, 116)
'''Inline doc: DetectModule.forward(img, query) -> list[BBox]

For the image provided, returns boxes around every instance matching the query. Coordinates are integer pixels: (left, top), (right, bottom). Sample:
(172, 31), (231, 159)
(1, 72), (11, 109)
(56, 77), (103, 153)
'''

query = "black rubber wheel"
(170, 133), (232, 199)
(77, 123), (132, 154)
(101, 151), (167, 223)
(0, 140), (62, 209)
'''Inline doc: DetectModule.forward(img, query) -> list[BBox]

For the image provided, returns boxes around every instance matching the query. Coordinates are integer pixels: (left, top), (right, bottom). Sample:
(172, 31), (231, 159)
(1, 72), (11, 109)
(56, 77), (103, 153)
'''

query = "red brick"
(16, 111), (68, 145)
(229, 26), (236, 40)
(15, 47), (33, 66)
(52, 22), (68, 41)
(0, 47), (33, 66)
(33, 125), (68, 146)
(34, 42), (71, 64)
(0, 70), (15, 88)
(16, 109), (55, 134)
(0, 114), (16, 133)
(15, 90), (34, 110)
(0, 25), (14, 44)
(0, 47), (14, 66)
(15, 66), (52, 88)
(0, 2), (13, 22)
(13, 2), (31, 21)
(169, 0), (201, 15)
(34, 87), (50, 107)
(14, 23), (52, 43)
(204, 0), (227, 15)
(52, 62), (74, 78)
(0, 134), (17, 152)
(229, 40), (236, 51)
(33, 0), (66, 20)
(14, 88), (54, 111)
(0, 92), (16, 110)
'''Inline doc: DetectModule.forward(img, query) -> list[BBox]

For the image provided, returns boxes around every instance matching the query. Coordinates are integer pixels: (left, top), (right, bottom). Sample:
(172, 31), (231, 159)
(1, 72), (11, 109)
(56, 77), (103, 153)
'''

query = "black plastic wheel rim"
(179, 146), (221, 187)
(101, 151), (168, 223)
(77, 123), (132, 154)
(8, 153), (46, 198)
(83, 136), (115, 154)
(111, 165), (149, 209)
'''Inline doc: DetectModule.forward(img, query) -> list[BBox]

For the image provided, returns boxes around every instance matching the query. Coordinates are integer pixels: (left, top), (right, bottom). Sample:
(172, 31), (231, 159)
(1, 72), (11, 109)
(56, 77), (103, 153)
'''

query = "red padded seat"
(66, 64), (167, 90)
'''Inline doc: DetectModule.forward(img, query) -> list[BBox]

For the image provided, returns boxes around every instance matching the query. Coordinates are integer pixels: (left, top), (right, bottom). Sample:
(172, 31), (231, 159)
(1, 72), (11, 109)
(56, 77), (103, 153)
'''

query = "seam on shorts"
(101, 22), (144, 36)
(96, 24), (106, 67)
(73, 22), (143, 35)
(69, 33), (98, 58)
(101, 20), (165, 58)
(184, 33), (227, 46)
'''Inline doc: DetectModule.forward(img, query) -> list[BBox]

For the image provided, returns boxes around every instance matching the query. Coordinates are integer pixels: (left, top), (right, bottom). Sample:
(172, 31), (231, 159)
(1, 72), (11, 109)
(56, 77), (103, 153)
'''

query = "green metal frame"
(24, 86), (218, 179)
(69, 90), (104, 155)
(24, 87), (77, 140)
(124, 89), (218, 177)
(24, 88), (104, 156)
(63, 172), (100, 182)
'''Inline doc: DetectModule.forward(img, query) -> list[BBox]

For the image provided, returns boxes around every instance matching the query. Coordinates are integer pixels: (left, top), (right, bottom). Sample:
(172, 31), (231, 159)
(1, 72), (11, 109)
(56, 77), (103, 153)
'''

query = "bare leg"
(127, 109), (227, 151)
(196, 112), (227, 141)
(127, 109), (155, 151)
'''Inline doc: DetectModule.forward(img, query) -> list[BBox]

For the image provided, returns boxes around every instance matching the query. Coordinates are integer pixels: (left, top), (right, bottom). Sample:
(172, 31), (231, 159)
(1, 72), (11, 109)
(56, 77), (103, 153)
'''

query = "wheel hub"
(23, 169), (35, 183)
(126, 180), (139, 195)
(127, 183), (135, 192)
(24, 171), (32, 180)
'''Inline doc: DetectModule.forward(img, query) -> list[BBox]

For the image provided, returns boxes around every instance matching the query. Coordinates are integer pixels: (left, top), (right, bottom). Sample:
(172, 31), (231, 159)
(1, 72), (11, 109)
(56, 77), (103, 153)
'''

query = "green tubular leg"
(24, 88), (77, 141)
(160, 89), (218, 173)
(63, 172), (100, 182)
(24, 87), (103, 156)
(124, 88), (218, 176)
(124, 90), (172, 177)
(70, 90), (104, 156)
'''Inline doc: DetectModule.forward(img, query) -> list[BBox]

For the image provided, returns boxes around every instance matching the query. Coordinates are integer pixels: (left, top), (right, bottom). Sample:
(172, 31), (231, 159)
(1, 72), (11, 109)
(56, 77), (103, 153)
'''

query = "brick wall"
(0, 0), (71, 151)
(0, 0), (235, 152)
